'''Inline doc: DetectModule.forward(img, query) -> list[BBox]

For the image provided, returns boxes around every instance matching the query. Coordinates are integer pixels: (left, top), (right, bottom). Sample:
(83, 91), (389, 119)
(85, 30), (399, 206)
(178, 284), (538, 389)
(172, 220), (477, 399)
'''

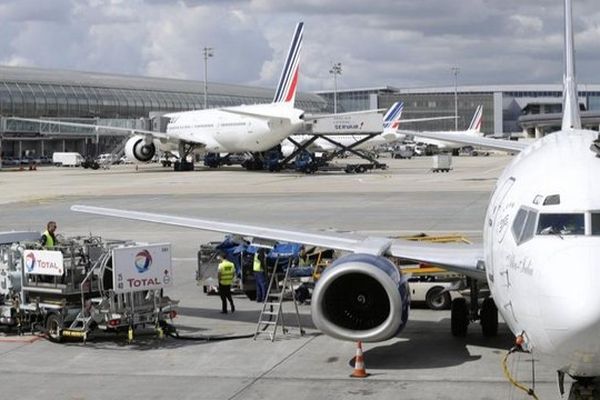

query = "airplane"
(69, 1), (600, 397)
(11, 23), (308, 171)
(396, 105), (484, 154)
(281, 101), (457, 156)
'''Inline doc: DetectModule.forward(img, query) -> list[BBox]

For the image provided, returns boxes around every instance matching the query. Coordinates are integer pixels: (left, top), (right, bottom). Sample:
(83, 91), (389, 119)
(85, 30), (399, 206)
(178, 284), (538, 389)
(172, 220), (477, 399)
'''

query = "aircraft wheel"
(46, 313), (64, 343)
(480, 298), (498, 337)
(451, 298), (469, 337)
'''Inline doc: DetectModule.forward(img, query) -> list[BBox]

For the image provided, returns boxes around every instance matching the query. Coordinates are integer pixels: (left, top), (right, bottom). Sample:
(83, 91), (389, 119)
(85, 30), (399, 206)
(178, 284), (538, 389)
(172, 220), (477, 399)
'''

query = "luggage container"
(432, 154), (453, 172)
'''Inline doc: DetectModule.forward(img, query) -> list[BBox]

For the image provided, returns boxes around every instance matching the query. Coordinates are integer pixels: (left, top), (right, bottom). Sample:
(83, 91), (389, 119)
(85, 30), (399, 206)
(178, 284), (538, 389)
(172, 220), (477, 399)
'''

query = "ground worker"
(253, 248), (267, 303)
(217, 252), (235, 314)
(41, 221), (58, 249)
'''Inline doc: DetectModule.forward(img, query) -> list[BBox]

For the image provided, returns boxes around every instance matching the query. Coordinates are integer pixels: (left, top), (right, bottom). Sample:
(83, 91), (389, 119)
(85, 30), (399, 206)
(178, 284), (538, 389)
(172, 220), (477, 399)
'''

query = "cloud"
(0, 0), (597, 92)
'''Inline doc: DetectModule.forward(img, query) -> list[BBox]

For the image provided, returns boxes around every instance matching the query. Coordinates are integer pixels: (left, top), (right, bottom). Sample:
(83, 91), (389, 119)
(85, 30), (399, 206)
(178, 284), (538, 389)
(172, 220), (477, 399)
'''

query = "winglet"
(272, 22), (304, 107)
(562, 0), (581, 130)
(382, 102), (404, 131)
(467, 105), (483, 133)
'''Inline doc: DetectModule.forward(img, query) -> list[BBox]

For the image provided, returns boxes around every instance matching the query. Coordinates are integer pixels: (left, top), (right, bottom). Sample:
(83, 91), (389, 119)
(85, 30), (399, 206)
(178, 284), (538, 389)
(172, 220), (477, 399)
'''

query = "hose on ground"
(161, 321), (255, 342)
(501, 347), (539, 400)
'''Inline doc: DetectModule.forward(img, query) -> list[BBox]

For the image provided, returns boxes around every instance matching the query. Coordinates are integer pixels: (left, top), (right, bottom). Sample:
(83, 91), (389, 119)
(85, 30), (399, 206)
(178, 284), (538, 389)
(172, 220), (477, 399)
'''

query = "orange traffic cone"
(350, 341), (370, 378)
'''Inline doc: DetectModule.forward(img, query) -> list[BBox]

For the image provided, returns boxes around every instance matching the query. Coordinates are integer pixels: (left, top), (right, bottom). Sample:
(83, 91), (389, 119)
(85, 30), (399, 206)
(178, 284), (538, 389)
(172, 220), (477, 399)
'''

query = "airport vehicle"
(70, 2), (600, 397)
(397, 105), (483, 155)
(282, 101), (455, 156)
(431, 154), (452, 172)
(0, 231), (177, 342)
(52, 152), (84, 167)
(11, 23), (307, 171)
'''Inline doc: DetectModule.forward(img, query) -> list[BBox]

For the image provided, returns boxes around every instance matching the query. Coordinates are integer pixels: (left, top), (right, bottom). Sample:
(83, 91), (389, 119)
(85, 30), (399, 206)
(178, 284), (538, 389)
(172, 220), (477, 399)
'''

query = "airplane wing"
(71, 205), (486, 280)
(399, 116), (458, 123)
(7, 117), (169, 139)
(401, 131), (528, 153)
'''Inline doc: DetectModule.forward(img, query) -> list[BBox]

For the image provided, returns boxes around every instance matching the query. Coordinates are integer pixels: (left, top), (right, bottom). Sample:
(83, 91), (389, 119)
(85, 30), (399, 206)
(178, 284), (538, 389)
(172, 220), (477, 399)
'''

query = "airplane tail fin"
(467, 105), (483, 133)
(562, 0), (581, 130)
(382, 102), (404, 131)
(272, 22), (303, 107)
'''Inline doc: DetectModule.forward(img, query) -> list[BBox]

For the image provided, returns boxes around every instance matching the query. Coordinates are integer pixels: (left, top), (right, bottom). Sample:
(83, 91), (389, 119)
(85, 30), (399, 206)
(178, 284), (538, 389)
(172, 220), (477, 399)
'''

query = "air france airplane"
(71, 1), (600, 397)
(12, 23), (307, 169)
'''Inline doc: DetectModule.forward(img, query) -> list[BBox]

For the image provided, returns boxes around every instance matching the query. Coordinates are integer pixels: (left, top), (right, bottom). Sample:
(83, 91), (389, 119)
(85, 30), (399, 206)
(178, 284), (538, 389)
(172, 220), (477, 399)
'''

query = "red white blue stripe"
(273, 22), (304, 105)
(468, 105), (483, 132)
(383, 102), (404, 129)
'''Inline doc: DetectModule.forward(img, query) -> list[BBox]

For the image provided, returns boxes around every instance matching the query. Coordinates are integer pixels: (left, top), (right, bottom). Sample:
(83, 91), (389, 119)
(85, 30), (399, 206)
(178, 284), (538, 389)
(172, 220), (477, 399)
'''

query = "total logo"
(134, 250), (152, 273)
(25, 252), (36, 272)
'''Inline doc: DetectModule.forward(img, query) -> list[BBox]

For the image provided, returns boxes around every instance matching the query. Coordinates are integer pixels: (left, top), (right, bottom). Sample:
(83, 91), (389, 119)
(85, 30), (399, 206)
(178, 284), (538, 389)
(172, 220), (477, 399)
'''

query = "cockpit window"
(591, 214), (600, 235)
(512, 207), (537, 245)
(537, 213), (585, 236)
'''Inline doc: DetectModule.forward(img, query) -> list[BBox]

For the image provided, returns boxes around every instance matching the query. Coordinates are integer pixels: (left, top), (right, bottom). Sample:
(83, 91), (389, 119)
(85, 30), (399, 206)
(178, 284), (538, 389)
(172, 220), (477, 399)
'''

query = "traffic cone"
(350, 341), (370, 378)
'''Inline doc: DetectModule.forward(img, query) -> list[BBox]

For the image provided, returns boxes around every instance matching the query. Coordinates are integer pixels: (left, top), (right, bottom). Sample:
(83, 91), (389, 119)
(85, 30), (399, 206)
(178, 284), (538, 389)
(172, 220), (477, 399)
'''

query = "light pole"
(451, 66), (460, 131)
(329, 62), (342, 113)
(203, 47), (214, 109)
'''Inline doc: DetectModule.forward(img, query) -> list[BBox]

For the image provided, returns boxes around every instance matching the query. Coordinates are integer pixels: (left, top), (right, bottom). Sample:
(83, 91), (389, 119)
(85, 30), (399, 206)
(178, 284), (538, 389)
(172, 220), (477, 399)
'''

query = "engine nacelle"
(124, 135), (156, 163)
(311, 253), (410, 342)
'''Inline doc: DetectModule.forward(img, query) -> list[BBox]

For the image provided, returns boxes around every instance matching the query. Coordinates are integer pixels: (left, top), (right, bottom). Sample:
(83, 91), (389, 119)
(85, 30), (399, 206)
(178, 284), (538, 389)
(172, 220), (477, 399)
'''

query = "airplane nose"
(538, 242), (600, 359)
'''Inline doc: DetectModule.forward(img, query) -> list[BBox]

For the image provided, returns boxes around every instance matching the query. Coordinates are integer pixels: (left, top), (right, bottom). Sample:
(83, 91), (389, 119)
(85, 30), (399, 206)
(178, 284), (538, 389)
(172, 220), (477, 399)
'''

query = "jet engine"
(311, 253), (410, 342)
(124, 135), (156, 163)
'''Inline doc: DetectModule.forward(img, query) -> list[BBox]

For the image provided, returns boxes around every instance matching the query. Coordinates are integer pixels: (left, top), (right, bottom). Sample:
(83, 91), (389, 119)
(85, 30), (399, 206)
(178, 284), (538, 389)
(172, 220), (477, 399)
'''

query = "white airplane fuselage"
(485, 128), (600, 377)
(166, 103), (305, 153)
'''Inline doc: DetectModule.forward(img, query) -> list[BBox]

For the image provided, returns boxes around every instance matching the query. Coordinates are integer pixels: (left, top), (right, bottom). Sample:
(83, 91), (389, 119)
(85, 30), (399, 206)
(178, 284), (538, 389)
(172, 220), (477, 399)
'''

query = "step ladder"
(254, 264), (305, 341)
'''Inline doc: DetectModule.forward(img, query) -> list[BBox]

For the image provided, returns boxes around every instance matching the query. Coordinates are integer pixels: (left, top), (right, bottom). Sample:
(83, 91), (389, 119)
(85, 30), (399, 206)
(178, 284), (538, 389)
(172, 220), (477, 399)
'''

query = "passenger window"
(537, 213), (585, 235)
(591, 214), (600, 235)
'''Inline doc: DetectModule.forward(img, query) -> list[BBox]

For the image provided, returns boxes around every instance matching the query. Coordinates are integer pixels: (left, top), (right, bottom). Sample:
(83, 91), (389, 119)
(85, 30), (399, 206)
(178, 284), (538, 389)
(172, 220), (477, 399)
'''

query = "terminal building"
(316, 84), (600, 137)
(0, 65), (326, 159)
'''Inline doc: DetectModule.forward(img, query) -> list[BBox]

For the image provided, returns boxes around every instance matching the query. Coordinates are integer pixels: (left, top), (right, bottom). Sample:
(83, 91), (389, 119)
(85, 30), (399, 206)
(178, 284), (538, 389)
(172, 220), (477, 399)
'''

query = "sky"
(0, 0), (599, 92)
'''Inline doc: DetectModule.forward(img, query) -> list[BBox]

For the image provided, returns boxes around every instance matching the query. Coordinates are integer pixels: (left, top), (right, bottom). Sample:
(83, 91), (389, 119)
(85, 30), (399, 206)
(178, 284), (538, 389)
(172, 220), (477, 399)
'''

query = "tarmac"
(0, 155), (565, 399)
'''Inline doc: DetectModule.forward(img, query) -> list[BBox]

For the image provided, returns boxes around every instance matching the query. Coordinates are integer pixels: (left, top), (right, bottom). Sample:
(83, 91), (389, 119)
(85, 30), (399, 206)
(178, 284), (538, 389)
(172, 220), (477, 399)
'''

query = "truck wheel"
(451, 298), (469, 337)
(425, 286), (451, 310)
(480, 298), (498, 337)
(46, 313), (64, 343)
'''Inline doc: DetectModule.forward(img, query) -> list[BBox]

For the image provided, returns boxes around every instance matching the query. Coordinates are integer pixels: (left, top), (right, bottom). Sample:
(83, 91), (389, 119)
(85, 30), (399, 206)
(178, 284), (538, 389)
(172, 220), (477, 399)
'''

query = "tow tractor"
(0, 231), (178, 342)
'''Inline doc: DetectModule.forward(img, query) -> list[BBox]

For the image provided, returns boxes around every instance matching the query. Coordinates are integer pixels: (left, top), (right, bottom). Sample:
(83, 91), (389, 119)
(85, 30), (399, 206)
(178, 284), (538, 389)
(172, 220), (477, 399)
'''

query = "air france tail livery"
(12, 23), (307, 168)
(71, 1), (600, 397)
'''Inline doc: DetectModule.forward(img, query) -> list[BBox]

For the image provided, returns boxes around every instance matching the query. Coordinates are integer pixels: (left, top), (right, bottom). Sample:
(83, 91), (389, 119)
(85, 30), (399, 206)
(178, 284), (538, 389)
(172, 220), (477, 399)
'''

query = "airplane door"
(486, 177), (515, 282)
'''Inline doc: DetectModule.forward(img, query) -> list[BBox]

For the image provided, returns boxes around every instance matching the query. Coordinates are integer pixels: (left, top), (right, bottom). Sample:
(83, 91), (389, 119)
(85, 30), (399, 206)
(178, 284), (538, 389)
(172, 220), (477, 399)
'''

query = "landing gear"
(449, 278), (498, 338)
(174, 142), (196, 171)
(451, 297), (469, 337)
(480, 297), (498, 337)
(562, 377), (600, 400)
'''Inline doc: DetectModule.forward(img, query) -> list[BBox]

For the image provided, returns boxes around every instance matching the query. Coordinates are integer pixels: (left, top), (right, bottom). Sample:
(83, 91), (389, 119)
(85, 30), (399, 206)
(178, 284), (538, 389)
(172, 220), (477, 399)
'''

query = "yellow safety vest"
(42, 230), (55, 249)
(218, 260), (235, 285)
(253, 253), (263, 272)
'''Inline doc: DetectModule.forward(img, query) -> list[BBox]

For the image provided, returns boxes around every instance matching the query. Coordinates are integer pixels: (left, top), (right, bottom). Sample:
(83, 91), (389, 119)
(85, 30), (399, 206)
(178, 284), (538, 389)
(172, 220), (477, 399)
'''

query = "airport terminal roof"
(0, 65), (326, 118)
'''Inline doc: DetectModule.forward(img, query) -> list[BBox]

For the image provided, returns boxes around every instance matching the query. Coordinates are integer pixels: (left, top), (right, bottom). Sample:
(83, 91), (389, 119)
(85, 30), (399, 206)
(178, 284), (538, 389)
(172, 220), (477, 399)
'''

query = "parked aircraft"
(11, 23), (307, 171)
(396, 105), (483, 154)
(71, 1), (599, 397)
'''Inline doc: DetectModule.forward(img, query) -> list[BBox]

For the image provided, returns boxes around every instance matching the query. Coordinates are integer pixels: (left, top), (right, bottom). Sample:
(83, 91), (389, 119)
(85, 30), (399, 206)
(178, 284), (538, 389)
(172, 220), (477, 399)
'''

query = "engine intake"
(124, 135), (156, 163)
(311, 253), (409, 342)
